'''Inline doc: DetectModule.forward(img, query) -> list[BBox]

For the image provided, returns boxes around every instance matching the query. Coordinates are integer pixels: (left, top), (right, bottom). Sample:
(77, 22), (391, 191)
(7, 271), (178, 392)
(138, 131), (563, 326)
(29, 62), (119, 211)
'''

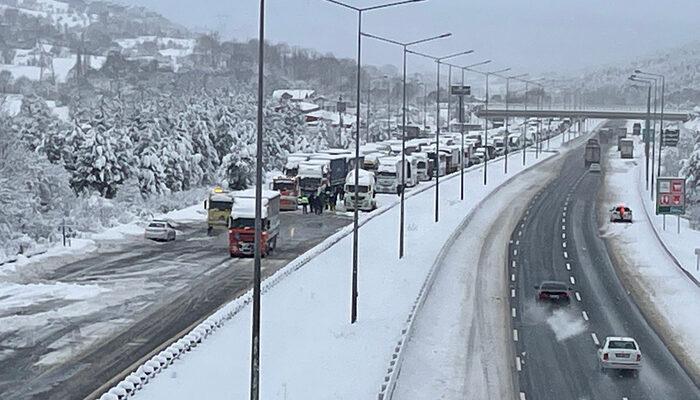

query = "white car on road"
(144, 220), (176, 242)
(598, 336), (641, 375)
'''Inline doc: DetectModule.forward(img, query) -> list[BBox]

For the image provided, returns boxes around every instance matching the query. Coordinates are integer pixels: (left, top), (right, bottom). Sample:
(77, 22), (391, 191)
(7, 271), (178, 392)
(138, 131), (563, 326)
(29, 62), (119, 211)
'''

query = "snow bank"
(601, 138), (700, 381)
(131, 136), (577, 400)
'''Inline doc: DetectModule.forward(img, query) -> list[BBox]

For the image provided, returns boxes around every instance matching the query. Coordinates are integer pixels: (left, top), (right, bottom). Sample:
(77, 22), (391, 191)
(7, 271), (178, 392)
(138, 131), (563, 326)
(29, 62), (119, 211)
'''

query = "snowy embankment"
(130, 135), (578, 400)
(601, 138), (700, 382)
(0, 202), (206, 276)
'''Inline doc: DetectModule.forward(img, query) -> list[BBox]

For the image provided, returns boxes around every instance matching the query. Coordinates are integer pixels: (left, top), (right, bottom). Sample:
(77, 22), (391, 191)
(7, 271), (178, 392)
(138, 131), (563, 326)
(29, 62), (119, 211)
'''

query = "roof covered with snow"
(272, 89), (316, 101)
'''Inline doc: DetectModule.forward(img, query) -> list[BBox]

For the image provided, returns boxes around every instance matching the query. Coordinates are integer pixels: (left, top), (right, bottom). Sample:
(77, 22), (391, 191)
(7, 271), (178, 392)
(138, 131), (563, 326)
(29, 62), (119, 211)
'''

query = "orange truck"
(228, 189), (281, 257)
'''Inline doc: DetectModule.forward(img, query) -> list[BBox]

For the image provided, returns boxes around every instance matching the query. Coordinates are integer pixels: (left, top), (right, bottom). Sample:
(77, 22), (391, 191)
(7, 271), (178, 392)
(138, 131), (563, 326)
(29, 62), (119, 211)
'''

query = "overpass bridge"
(475, 107), (692, 122)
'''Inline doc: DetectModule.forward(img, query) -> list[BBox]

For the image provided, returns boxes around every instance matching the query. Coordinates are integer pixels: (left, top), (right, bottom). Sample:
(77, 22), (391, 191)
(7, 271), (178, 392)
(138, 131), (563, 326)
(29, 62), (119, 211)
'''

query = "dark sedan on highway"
(535, 281), (572, 304)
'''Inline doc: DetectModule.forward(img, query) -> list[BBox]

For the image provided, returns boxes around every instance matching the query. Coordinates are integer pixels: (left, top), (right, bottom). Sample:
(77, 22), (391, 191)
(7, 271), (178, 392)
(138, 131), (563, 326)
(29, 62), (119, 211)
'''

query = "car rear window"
(541, 282), (567, 291)
(149, 223), (166, 228)
(608, 340), (636, 350)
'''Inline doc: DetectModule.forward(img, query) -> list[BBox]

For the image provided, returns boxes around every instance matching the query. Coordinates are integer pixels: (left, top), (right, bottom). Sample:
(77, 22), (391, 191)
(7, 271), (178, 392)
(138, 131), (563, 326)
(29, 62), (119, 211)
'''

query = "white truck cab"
(344, 169), (377, 211)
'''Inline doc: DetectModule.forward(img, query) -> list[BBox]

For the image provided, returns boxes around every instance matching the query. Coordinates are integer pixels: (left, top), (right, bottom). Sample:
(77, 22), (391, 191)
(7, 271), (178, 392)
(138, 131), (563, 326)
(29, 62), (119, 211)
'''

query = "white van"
(344, 169), (377, 211)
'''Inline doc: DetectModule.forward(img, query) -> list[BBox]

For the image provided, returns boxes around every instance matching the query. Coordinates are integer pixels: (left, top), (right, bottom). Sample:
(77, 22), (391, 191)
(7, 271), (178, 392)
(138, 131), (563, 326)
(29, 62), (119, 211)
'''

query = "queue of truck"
(204, 118), (572, 257)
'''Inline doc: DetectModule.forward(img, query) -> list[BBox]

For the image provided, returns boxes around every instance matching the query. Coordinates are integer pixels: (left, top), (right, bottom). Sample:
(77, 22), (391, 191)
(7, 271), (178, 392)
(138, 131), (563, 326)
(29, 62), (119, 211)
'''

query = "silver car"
(145, 220), (176, 241)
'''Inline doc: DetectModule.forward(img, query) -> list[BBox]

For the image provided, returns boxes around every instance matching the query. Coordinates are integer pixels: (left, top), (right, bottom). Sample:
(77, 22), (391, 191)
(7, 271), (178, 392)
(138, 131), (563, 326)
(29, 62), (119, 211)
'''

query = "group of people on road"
(299, 187), (342, 215)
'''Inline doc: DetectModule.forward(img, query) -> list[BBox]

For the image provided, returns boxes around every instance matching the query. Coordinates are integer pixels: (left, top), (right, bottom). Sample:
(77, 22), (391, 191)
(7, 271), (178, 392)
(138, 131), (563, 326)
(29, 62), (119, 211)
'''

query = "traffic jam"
(148, 118), (573, 258)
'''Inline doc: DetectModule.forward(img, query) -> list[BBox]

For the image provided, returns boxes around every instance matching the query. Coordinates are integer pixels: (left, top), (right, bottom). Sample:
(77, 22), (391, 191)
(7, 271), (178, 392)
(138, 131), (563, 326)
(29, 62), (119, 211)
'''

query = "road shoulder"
(599, 143), (700, 386)
(392, 154), (564, 400)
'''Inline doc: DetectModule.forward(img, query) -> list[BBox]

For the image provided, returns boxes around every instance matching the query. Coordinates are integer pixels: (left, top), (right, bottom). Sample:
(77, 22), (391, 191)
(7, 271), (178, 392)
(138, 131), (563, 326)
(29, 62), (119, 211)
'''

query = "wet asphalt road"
(509, 122), (699, 399)
(0, 211), (351, 400)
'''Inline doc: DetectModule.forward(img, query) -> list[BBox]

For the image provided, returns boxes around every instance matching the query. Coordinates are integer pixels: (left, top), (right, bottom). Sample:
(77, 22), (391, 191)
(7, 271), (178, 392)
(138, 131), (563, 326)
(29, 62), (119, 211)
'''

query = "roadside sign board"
(656, 177), (686, 215)
(663, 129), (680, 147)
(337, 101), (346, 113)
(450, 85), (471, 96)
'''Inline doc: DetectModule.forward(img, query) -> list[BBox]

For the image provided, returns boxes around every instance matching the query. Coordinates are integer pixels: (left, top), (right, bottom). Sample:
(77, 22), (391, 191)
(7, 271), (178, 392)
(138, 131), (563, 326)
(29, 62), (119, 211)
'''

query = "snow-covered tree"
(68, 110), (133, 198)
(217, 119), (256, 190)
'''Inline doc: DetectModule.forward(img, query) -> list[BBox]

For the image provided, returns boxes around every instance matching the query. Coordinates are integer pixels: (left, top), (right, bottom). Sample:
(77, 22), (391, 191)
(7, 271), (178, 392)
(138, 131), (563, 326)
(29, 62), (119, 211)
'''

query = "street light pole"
(361, 31), (451, 259)
(467, 66), (510, 185)
(503, 73), (527, 174)
(630, 76), (653, 190)
(636, 70), (666, 183)
(323, 0), (427, 325)
(250, 1), (265, 398)
(407, 48), (474, 222)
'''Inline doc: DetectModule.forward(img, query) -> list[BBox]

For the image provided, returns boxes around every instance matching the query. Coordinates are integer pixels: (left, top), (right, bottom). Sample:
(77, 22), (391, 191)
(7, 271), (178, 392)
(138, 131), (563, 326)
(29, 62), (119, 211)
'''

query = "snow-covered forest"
(0, 88), (347, 260)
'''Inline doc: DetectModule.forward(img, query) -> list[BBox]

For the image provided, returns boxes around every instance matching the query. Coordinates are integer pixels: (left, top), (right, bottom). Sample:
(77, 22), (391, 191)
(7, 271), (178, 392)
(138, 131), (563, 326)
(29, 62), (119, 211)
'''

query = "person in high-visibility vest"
(299, 195), (309, 214)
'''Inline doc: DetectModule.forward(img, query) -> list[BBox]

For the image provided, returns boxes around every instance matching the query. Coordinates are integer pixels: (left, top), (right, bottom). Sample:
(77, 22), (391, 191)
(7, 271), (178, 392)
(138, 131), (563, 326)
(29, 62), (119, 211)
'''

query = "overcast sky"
(124, 0), (699, 76)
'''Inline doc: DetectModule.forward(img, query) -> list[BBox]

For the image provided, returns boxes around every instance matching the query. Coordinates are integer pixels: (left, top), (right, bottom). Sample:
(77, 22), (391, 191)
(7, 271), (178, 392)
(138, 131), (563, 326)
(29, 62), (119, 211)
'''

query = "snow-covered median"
(601, 138), (700, 382)
(131, 136), (580, 400)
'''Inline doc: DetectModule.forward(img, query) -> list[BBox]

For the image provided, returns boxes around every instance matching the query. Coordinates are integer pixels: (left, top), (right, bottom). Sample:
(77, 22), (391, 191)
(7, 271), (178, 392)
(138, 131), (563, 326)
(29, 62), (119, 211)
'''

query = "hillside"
(560, 41), (700, 108)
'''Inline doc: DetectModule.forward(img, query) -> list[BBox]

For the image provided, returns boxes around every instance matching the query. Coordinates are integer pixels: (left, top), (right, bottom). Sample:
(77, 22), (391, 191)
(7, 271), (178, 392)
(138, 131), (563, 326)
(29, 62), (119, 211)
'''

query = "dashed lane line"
(520, 393), (527, 400)
(512, 308), (517, 318)
(564, 251), (569, 259)
(576, 292), (582, 302)
(511, 289), (516, 298)
(582, 311), (589, 321)
(513, 329), (519, 342)
(592, 333), (600, 346)
(570, 276), (576, 285)
(516, 356), (522, 371)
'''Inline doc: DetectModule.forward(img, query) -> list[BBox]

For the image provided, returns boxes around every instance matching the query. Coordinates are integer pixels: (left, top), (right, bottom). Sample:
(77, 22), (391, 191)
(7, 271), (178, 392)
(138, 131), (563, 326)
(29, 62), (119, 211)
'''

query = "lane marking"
(562, 225), (566, 230)
(566, 262), (571, 271)
(515, 240), (520, 245)
(564, 206), (567, 211)
(512, 308), (517, 318)
(622, 398), (629, 400)
(520, 393), (527, 400)
(575, 292), (582, 302)
(563, 251), (568, 259)
(513, 249), (518, 256)
(582, 311), (589, 321)
(570, 276), (576, 285)
(562, 212), (566, 217)
(518, 230), (523, 237)
(562, 233), (566, 239)
(562, 218), (566, 223)
(592, 333), (600, 346)
(562, 242), (567, 248)
(513, 329), (519, 342)
(511, 289), (516, 298)
(520, 223), (525, 228)
(511, 273), (516, 282)
(512, 260), (517, 268)
(516, 356), (522, 371)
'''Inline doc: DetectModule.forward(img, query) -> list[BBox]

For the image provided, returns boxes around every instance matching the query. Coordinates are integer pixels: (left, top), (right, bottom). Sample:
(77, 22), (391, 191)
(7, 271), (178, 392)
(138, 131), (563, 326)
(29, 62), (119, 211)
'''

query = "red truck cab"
(228, 190), (281, 257)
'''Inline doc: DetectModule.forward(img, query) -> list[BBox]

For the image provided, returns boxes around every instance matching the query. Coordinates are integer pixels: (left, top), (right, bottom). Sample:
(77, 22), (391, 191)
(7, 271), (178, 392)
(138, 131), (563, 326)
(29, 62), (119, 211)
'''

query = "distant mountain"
(0, 0), (191, 53)
(559, 42), (700, 108)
